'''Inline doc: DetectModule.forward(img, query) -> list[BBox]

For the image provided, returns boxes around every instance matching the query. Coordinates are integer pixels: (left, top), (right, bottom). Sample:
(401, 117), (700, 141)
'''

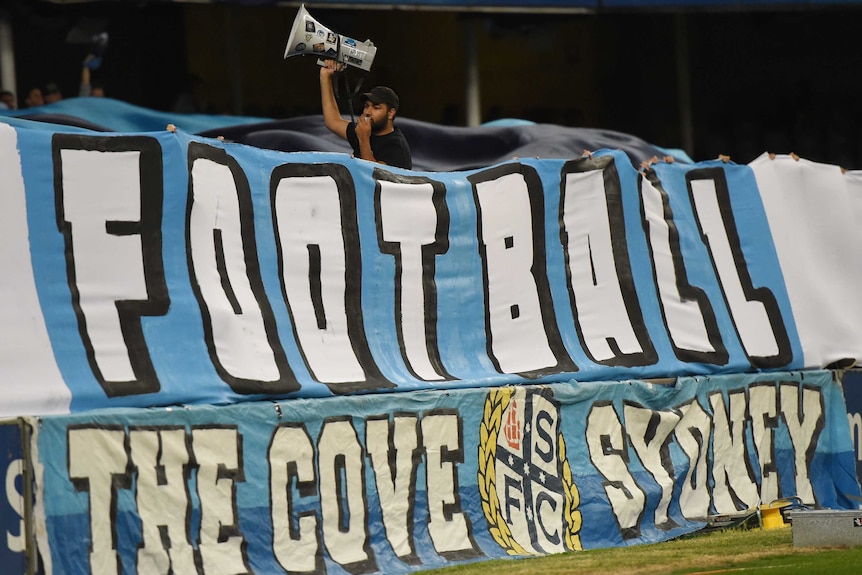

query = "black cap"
(361, 86), (399, 110)
(44, 82), (61, 95)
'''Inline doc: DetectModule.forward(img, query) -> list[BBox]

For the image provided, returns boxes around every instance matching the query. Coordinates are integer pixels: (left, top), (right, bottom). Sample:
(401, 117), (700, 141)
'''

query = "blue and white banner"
(3, 120), (862, 416)
(30, 370), (860, 574)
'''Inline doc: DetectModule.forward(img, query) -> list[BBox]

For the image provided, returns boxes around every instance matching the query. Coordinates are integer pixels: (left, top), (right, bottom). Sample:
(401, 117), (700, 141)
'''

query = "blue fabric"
(0, 97), (271, 134)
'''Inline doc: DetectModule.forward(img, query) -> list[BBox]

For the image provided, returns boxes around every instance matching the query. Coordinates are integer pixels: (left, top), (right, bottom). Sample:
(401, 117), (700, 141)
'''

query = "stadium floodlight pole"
(464, 18), (482, 127)
(675, 13), (694, 157)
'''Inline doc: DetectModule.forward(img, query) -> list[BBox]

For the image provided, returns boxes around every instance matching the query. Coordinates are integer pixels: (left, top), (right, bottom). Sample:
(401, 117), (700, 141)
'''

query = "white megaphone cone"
(283, 4), (377, 72)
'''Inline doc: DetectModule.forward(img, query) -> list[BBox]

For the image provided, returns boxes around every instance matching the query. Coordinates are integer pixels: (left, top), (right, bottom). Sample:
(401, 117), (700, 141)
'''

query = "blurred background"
(3, 0), (862, 167)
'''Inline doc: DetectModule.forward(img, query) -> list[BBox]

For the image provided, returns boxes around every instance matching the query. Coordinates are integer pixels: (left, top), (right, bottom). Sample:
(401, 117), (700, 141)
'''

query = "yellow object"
(760, 506), (785, 529)
(760, 499), (796, 530)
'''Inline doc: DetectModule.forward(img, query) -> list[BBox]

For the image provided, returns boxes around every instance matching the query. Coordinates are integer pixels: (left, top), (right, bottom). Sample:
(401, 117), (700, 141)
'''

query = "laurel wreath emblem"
(478, 386), (583, 554)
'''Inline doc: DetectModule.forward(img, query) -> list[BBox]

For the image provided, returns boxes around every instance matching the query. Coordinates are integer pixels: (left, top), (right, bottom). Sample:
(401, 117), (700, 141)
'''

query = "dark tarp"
(1, 97), (689, 172)
(199, 116), (686, 172)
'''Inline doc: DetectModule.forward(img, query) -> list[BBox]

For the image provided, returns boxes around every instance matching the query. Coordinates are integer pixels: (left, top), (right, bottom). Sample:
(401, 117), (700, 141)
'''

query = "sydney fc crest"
(478, 386), (582, 555)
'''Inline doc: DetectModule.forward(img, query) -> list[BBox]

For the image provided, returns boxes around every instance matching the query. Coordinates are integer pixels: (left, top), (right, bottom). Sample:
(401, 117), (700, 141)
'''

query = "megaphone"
(283, 4), (377, 72)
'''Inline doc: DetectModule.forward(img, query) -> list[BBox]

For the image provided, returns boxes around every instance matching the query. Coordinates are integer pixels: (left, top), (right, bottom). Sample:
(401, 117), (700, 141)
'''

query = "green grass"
(421, 526), (862, 574)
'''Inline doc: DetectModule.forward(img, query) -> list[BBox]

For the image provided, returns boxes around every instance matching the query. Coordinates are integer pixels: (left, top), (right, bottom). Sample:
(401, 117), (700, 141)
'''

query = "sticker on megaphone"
(283, 4), (377, 72)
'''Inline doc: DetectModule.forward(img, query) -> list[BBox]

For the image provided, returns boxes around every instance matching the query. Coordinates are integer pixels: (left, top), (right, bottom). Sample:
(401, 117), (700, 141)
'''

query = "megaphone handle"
(334, 68), (365, 125)
(333, 71), (352, 124)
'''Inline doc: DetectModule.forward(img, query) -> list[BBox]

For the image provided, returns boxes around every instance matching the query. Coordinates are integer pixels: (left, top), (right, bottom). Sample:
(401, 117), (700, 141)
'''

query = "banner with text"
(30, 370), (859, 574)
(4, 122), (862, 416)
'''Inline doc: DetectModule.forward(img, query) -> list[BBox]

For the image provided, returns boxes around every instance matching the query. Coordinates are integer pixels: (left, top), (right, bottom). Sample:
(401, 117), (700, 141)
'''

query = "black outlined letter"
(54, 135), (168, 396)
(187, 143), (296, 394)
(469, 164), (576, 377)
(687, 168), (791, 368)
(560, 156), (657, 367)
(270, 163), (389, 393)
(640, 169), (727, 365)
(375, 170), (452, 382)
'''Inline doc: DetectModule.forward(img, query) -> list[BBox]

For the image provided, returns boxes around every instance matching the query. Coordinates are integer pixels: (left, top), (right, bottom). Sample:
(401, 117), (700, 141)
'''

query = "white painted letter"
(269, 424), (319, 574)
(422, 413), (477, 556)
(474, 172), (556, 373)
(674, 400), (712, 520)
(57, 139), (167, 396)
(780, 383), (823, 504)
(68, 427), (129, 575)
(130, 428), (196, 575)
(640, 174), (724, 362)
(189, 148), (289, 390)
(5, 459), (23, 553)
(749, 384), (780, 504)
(379, 179), (447, 381)
(192, 427), (249, 574)
(318, 419), (374, 571)
(562, 164), (643, 360)
(366, 415), (420, 562)
(623, 404), (680, 527)
(586, 403), (644, 538)
(709, 390), (759, 513)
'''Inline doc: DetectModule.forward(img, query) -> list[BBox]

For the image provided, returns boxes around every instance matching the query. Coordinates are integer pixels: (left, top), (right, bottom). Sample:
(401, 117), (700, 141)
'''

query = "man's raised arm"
(320, 60), (349, 139)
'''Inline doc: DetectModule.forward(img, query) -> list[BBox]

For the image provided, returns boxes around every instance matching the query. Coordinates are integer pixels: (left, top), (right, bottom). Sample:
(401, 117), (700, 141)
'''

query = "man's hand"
(355, 115), (379, 163)
(319, 59), (343, 79)
(356, 115), (372, 139)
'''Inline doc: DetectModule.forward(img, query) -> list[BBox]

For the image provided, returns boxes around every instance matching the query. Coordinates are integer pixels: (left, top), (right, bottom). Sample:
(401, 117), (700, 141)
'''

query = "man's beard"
(368, 116), (388, 133)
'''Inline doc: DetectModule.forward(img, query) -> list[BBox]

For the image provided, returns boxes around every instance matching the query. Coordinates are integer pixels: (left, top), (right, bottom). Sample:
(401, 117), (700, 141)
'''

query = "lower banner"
(16, 370), (861, 574)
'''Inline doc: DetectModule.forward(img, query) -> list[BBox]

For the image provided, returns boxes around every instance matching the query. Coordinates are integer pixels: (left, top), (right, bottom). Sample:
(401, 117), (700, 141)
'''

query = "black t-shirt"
(346, 123), (413, 170)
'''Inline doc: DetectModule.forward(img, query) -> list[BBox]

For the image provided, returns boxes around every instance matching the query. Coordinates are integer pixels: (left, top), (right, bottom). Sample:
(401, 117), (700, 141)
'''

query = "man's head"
(362, 86), (399, 111)
(360, 86), (399, 132)
(0, 90), (15, 109)
(44, 82), (62, 104)
(25, 88), (44, 108)
(91, 81), (106, 98)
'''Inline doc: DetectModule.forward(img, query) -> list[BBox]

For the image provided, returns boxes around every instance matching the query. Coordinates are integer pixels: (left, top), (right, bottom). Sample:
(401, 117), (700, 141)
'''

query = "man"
(24, 87), (44, 108)
(80, 54), (106, 97)
(319, 59), (412, 170)
(44, 82), (63, 104)
(0, 90), (15, 109)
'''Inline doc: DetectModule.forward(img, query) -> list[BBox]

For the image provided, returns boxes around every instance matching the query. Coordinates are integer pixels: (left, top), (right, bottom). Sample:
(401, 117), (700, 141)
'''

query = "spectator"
(0, 90), (15, 109)
(80, 55), (106, 97)
(318, 59), (412, 169)
(44, 82), (63, 104)
(80, 34), (108, 98)
(90, 81), (106, 98)
(24, 87), (44, 108)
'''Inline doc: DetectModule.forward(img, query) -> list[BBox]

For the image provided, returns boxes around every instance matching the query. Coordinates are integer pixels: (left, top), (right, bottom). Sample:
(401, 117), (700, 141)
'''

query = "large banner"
(27, 370), (859, 574)
(4, 121), (862, 416)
